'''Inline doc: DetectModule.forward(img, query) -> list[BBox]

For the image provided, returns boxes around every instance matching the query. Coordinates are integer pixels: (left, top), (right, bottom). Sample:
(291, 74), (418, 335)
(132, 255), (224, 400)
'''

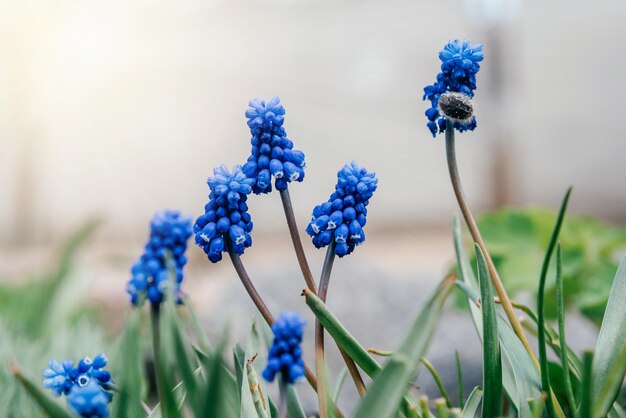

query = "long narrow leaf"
(11, 364), (75, 418)
(476, 245), (502, 418)
(537, 188), (572, 418)
(592, 255), (626, 416)
(556, 245), (578, 418)
(460, 386), (482, 418)
(113, 310), (145, 418)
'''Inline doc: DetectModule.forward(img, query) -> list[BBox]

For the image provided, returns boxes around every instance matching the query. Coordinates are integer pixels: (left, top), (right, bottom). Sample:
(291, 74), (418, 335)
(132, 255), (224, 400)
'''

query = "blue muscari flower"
(263, 312), (306, 384)
(43, 354), (113, 399)
(194, 165), (255, 262)
(242, 97), (306, 194)
(306, 161), (378, 257)
(423, 39), (483, 137)
(67, 380), (112, 418)
(127, 210), (192, 306)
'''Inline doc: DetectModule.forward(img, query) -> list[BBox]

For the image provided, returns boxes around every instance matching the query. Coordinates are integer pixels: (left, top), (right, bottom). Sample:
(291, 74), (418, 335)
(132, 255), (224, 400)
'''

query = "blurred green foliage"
(465, 208), (626, 324)
(0, 221), (114, 417)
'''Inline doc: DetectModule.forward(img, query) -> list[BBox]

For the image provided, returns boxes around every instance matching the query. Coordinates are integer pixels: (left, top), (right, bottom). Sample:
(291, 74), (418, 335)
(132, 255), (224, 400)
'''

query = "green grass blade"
(332, 367), (348, 403)
(579, 350), (594, 418)
(537, 188), (572, 418)
(455, 351), (464, 410)
(113, 310), (145, 418)
(460, 386), (482, 418)
(352, 277), (454, 418)
(164, 299), (200, 415)
(592, 255), (626, 416)
(555, 245), (578, 418)
(304, 290), (381, 377)
(11, 363), (74, 418)
(594, 348), (626, 417)
(421, 357), (452, 408)
(529, 395), (547, 418)
(476, 245), (502, 418)
(239, 321), (269, 418)
(285, 382), (307, 418)
(198, 332), (232, 417)
(234, 343), (246, 399)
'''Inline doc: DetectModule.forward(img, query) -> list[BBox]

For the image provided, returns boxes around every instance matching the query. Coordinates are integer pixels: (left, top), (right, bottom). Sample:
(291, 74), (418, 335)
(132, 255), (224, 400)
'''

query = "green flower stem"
(280, 189), (366, 397)
(150, 303), (165, 407)
(226, 243), (346, 418)
(278, 379), (287, 418)
(315, 243), (336, 418)
(444, 121), (538, 370)
(279, 188), (318, 294)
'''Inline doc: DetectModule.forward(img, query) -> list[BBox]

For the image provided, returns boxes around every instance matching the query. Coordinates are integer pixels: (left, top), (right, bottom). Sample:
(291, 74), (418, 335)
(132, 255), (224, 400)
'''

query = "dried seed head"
(438, 92), (474, 123)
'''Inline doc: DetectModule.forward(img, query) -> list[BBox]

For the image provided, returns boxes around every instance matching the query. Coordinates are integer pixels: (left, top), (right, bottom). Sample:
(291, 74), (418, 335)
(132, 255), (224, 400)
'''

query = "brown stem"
(444, 121), (539, 370)
(280, 188), (318, 294)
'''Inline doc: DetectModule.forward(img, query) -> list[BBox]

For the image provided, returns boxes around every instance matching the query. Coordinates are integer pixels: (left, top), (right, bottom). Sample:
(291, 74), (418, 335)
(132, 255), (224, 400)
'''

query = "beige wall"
(1, 0), (625, 245)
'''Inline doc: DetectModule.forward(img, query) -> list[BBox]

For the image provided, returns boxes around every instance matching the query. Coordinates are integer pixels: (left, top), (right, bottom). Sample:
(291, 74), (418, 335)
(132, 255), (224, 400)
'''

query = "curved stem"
(226, 244), (346, 418)
(444, 121), (539, 370)
(280, 188), (318, 293)
(315, 244), (336, 418)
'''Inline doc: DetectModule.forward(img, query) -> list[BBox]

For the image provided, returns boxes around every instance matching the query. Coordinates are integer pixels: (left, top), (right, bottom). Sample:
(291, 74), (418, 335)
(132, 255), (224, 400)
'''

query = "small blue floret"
(306, 161), (377, 257)
(127, 210), (192, 306)
(242, 97), (306, 194)
(194, 165), (255, 262)
(263, 312), (306, 384)
(423, 39), (483, 137)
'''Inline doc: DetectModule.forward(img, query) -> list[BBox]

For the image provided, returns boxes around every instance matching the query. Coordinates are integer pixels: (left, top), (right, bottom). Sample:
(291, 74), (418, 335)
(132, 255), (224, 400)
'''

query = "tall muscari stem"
(279, 188), (318, 294)
(315, 243), (336, 418)
(444, 120), (539, 369)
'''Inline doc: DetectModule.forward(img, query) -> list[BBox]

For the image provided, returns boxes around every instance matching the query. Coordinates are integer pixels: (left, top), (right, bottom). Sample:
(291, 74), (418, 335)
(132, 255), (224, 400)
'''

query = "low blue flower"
(43, 354), (113, 401)
(242, 97), (306, 194)
(127, 210), (192, 306)
(423, 39), (483, 137)
(306, 161), (378, 257)
(194, 165), (255, 262)
(67, 380), (112, 418)
(263, 312), (306, 384)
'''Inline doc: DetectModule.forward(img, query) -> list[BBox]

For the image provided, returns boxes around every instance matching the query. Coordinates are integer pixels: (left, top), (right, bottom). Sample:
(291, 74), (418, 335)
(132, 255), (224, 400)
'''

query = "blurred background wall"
(1, 0), (625, 246)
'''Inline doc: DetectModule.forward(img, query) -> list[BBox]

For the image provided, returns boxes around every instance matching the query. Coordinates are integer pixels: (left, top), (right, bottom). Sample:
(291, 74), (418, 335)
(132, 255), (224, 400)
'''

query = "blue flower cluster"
(263, 312), (306, 384)
(306, 161), (378, 257)
(43, 354), (113, 397)
(242, 97), (306, 194)
(423, 39), (484, 137)
(127, 210), (192, 306)
(194, 165), (255, 262)
(43, 354), (113, 417)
